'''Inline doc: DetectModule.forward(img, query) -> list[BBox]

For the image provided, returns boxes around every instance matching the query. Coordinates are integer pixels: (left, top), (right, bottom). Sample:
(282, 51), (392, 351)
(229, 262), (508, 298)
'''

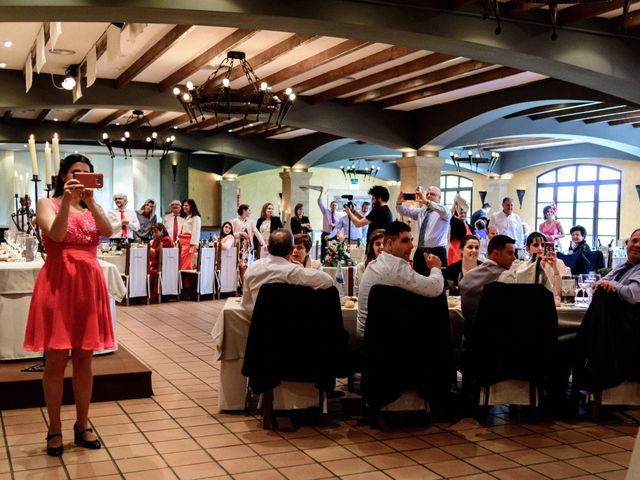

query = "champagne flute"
(578, 274), (589, 304)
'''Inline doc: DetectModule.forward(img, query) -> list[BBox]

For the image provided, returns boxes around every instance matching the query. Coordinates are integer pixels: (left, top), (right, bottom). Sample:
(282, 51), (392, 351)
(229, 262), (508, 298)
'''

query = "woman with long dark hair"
(219, 221), (235, 250)
(256, 202), (284, 242)
(23, 154), (113, 457)
(290, 203), (311, 235)
(178, 198), (201, 269)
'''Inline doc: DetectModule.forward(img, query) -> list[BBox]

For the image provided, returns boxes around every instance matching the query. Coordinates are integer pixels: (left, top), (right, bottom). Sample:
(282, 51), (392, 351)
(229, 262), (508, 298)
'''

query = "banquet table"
(97, 252), (126, 274)
(0, 259), (126, 360)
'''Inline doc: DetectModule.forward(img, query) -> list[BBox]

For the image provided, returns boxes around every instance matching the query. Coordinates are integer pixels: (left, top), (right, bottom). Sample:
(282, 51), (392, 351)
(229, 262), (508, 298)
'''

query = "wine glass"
(577, 274), (590, 304)
(29, 237), (39, 261)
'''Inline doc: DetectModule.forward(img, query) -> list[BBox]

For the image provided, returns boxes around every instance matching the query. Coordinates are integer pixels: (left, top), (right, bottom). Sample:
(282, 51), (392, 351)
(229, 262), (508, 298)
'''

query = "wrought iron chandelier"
(449, 148), (500, 173)
(172, 51), (296, 129)
(339, 160), (381, 181)
(100, 110), (175, 161)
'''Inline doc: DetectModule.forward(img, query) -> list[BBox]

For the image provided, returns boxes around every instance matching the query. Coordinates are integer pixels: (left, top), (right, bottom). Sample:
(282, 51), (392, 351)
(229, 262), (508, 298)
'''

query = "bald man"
(396, 186), (451, 276)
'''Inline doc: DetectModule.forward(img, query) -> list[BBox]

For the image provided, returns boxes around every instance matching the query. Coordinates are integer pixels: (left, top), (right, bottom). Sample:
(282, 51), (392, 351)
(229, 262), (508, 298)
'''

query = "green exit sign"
(350, 178), (359, 185)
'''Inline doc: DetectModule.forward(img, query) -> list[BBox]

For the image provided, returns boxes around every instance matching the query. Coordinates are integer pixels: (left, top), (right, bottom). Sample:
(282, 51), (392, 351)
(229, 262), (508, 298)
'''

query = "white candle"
(24, 174), (29, 198)
(28, 134), (38, 177)
(19, 174), (24, 198)
(14, 171), (18, 197)
(44, 141), (51, 182)
(52, 133), (60, 176)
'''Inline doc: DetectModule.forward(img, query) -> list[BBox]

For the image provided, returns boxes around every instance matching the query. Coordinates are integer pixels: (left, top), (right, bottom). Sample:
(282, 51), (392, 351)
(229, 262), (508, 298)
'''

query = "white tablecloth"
(98, 253), (126, 273)
(211, 297), (357, 411)
(0, 259), (126, 360)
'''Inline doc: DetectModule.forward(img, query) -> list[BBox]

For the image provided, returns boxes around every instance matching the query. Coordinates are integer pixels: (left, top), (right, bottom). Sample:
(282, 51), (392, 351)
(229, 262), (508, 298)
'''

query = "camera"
(341, 194), (354, 210)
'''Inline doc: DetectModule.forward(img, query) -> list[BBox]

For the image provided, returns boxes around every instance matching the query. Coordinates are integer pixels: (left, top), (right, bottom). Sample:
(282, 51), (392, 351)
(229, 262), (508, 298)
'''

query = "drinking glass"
(561, 276), (577, 305)
(29, 237), (39, 261)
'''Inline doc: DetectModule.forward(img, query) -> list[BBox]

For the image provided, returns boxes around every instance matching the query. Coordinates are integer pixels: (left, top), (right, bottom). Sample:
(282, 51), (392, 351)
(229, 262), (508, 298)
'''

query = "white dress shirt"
(318, 196), (339, 233)
(163, 213), (184, 241)
(241, 255), (334, 313)
(490, 211), (524, 248)
(357, 251), (444, 338)
(396, 202), (451, 248)
(304, 257), (323, 270)
(180, 215), (202, 246)
(107, 208), (140, 240)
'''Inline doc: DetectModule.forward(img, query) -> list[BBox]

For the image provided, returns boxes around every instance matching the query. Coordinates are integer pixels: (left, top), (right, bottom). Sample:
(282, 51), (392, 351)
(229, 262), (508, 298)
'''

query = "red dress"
(23, 200), (114, 351)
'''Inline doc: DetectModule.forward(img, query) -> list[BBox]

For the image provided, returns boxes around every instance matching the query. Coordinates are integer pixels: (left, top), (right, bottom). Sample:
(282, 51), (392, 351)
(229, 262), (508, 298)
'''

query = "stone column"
(486, 177), (510, 217)
(219, 177), (239, 225)
(279, 170), (313, 230)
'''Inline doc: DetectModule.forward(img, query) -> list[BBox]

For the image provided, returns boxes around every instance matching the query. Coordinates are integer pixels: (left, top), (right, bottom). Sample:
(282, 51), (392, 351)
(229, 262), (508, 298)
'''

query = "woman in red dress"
(23, 154), (114, 457)
(148, 223), (175, 303)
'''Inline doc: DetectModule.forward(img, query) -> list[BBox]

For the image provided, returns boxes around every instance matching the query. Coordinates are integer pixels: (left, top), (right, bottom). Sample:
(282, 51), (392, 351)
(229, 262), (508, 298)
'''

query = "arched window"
(536, 164), (621, 251)
(440, 174), (473, 212)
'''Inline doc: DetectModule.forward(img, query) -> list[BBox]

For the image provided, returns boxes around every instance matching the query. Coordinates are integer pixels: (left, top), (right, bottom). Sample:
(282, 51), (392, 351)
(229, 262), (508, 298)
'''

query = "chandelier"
(172, 51), (296, 129)
(449, 148), (500, 173)
(100, 110), (175, 161)
(339, 160), (381, 181)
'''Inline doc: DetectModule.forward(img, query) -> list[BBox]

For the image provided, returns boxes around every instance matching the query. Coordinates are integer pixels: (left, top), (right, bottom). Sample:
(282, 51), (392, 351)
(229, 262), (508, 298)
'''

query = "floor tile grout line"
(38, 404), (71, 480)
(0, 409), (16, 480)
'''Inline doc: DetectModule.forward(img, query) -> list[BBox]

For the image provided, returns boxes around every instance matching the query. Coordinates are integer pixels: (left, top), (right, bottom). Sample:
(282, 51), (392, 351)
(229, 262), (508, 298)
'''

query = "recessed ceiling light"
(48, 48), (76, 55)
(0, 62), (6, 69)
(3, 41), (13, 48)
(115, 122), (120, 126)
(173, 126), (178, 129)
(53, 118), (59, 122)
(23, 144), (27, 148)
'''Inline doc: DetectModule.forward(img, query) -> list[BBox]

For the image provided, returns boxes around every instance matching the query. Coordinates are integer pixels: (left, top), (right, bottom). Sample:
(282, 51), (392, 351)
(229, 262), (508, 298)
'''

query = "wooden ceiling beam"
(236, 122), (272, 137)
(609, 115), (640, 126)
(559, 0), (629, 24)
(633, 122), (640, 128)
(154, 113), (191, 131)
(378, 66), (522, 108)
(222, 34), (318, 86)
(613, 11), (640, 30)
(182, 116), (221, 133)
(290, 45), (415, 94)
(238, 39), (369, 95)
(67, 109), (91, 128)
(262, 126), (299, 137)
(501, 1), (546, 16)
(503, 102), (592, 119)
(116, 25), (194, 89)
(348, 60), (493, 105)
(35, 109), (50, 124)
(556, 105), (636, 122)
(97, 109), (130, 129)
(312, 52), (455, 104)
(207, 119), (247, 135)
(126, 111), (165, 129)
(158, 28), (258, 92)
(529, 103), (618, 120)
(584, 110), (640, 124)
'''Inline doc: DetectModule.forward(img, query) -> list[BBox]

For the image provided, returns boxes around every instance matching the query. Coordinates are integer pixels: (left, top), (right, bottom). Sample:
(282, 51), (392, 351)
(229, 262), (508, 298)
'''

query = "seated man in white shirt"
(291, 233), (322, 270)
(241, 229), (334, 313)
(107, 193), (140, 241)
(357, 220), (443, 339)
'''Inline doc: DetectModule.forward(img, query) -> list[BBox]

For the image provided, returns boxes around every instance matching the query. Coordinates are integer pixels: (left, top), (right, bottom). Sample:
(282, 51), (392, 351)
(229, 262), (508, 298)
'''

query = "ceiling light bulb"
(102, 133), (109, 140)
(0, 62), (6, 69)
(120, 137), (126, 142)
(285, 88), (293, 96)
(53, 118), (59, 122)
(222, 78), (230, 88)
(170, 136), (175, 141)
(467, 150), (473, 156)
(3, 41), (13, 48)
(61, 76), (76, 90)
(124, 131), (130, 138)
(228, 129), (232, 133)
(186, 81), (194, 90)
(173, 126), (178, 129)
(152, 132), (158, 139)
(289, 93), (296, 101)
(260, 82), (267, 91)
(146, 137), (152, 142)
(182, 93), (191, 102)
(172, 87), (180, 95)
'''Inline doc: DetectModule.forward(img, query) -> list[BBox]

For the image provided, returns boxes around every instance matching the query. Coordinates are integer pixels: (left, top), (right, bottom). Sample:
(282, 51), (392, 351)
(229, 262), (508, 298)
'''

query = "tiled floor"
(1, 300), (638, 479)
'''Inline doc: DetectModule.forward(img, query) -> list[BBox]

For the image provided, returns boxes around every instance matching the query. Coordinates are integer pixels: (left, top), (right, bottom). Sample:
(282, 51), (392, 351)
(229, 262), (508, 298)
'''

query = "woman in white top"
(256, 202), (284, 245)
(178, 198), (201, 270)
(354, 229), (385, 296)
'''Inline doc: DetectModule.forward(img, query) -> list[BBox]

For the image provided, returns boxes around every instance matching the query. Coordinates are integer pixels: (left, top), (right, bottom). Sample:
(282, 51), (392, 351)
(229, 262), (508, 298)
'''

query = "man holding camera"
(396, 186), (451, 276)
(343, 185), (393, 246)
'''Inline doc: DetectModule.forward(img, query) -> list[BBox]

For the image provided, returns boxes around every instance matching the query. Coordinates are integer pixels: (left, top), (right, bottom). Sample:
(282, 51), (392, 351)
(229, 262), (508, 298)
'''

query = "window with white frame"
(536, 164), (621, 251)
(440, 175), (473, 213)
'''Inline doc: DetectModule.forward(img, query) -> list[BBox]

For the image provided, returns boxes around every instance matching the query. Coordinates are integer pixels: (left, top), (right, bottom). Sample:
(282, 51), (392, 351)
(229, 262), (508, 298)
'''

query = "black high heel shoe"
(46, 433), (63, 457)
(73, 423), (101, 449)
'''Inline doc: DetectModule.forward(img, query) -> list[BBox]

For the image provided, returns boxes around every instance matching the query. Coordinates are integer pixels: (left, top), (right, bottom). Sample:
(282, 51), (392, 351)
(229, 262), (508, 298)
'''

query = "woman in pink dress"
(23, 154), (114, 457)
(539, 204), (565, 244)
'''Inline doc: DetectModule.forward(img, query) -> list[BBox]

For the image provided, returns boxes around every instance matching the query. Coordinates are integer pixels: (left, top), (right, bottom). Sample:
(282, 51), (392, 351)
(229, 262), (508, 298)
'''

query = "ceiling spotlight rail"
(100, 110), (174, 161)
(172, 51), (295, 130)
(339, 160), (381, 180)
(449, 147), (500, 172)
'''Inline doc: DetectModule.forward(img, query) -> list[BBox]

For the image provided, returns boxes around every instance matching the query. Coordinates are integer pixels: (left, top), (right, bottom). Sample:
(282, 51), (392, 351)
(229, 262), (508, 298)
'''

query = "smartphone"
(544, 242), (555, 255)
(403, 193), (416, 201)
(73, 172), (104, 189)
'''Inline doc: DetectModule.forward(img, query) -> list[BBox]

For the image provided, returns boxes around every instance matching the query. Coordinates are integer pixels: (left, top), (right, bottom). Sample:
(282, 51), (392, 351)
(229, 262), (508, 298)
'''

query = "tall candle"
(14, 171), (18, 197)
(19, 174), (24, 198)
(52, 133), (60, 176)
(24, 174), (29, 198)
(44, 141), (51, 182)
(28, 134), (38, 177)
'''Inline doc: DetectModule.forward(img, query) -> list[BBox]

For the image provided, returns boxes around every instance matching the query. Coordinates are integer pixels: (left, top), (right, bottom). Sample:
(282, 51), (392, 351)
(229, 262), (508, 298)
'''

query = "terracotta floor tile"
(288, 435), (338, 450)
(263, 450), (315, 468)
(58, 447), (112, 465)
(440, 442), (493, 458)
(322, 457), (377, 476)
(207, 444), (256, 461)
(363, 452), (417, 469)
(237, 429), (281, 444)
(492, 466), (549, 480)
(574, 440), (625, 455)
(232, 469), (286, 480)
(402, 446), (456, 464)
(154, 438), (201, 454)
(382, 436), (431, 451)
(466, 453), (521, 471)
(218, 455), (271, 474)
(603, 435), (636, 450)
(95, 422), (140, 436)
(598, 470), (629, 480)
(419, 432), (466, 447)
(145, 428), (190, 442)
(162, 449), (213, 467)
(384, 465), (441, 480)
(602, 450), (632, 468)
(13, 466), (68, 480)
(501, 448), (555, 465)
(121, 468), (178, 479)
(115, 454), (168, 473)
(344, 441), (395, 456)
(136, 419), (181, 432)
(278, 463), (333, 480)
(64, 460), (119, 478)
(340, 472), (393, 480)
(172, 461), (227, 479)
(566, 455), (624, 474)
(476, 438), (526, 453)
(197, 433), (243, 449)
(304, 445), (355, 462)
(537, 444), (591, 460)
(129, 410), (171, 422)
(424, 459), (481, 478)
(10, 454), (61, 471)
(249, 440), (298, 456)
(529, 460), (588, 479)
(513, 434), (561, 449)
(453, 474), (497, 480)
(108, 442), (156, 459)
(100, 432), (148, 447)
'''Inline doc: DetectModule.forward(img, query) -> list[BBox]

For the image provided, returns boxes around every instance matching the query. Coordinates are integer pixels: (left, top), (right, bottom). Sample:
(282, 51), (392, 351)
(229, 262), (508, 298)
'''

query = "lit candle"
(52, 133), (60, 176)
(44, 141), (51, 182)
(13, 171), (18, 197)
(28, 134), (38, 177)
(24, 174), (29, 198)
(19, 174), (24, 198)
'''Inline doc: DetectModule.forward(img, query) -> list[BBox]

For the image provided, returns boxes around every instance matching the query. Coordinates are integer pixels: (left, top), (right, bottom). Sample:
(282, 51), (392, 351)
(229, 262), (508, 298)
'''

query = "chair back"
(362, 285), (451, 410)
(241, 283), (348, 394)
(467, 282), (558, 386)
(127, 244), (149, 298)
(218, 243), (238, 293)
(159, 246), (180, 295)
(199, 246), (216, 295)
(557, 250), (604, 275)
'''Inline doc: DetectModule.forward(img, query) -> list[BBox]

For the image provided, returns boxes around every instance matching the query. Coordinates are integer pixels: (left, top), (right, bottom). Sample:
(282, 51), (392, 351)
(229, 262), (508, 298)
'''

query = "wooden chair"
(121, 243), (150, 305)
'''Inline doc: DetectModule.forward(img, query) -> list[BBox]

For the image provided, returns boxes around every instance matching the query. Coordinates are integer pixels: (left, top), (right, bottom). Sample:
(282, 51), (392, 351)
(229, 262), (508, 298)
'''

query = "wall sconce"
(516, 188), (526, 209)
(636, 185), (640, 203)
(478, 190), (487, 205)
(171, 158), (178, 183)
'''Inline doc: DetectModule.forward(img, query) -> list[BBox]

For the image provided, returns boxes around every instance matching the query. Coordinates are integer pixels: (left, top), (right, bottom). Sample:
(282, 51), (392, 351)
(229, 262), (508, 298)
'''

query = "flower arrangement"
(322, 232), (356, 267)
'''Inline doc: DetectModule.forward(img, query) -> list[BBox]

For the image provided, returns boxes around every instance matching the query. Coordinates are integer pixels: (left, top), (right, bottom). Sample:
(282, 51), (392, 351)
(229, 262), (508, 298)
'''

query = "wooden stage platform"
(0, 347), (153, 410)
